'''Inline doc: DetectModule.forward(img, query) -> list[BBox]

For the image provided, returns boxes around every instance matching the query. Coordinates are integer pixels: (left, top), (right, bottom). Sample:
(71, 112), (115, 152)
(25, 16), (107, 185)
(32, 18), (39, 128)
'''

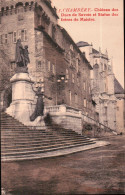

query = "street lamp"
(30, 78), (45, 121)
(33, 77), (45, 94)
(56, 74), (68, 105)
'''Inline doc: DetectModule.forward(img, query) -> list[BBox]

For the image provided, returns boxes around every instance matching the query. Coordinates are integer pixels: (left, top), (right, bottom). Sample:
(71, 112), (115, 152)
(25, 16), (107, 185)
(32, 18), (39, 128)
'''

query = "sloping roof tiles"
(114, 77), (124, 94)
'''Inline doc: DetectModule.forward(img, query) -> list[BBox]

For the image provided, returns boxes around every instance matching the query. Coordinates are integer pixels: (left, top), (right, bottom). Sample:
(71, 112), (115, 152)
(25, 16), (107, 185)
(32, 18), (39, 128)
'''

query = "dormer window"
(70, 44), (73, 51)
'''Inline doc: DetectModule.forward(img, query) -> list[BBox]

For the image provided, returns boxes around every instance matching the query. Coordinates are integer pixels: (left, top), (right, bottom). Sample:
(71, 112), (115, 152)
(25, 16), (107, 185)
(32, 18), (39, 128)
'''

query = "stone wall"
(116, 95), (125, 133)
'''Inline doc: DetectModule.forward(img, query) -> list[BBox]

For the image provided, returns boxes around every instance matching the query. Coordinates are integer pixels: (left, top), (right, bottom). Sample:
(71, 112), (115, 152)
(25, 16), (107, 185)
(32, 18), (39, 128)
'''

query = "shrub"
(44, 113), (52, 125)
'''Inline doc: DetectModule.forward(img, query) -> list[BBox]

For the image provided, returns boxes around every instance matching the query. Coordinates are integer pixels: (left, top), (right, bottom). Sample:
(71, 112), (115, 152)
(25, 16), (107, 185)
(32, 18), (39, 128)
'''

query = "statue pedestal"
(6, 73), (36, 126)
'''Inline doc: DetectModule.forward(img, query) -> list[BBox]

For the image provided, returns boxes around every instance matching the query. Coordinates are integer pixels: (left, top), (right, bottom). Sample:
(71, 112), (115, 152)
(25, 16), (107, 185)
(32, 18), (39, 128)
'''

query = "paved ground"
(1, 135), (125, 195)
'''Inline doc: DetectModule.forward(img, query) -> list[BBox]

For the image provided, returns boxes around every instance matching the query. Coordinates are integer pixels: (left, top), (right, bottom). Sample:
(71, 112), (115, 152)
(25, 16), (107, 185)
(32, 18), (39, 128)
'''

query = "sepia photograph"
(0, 0), (124, 194)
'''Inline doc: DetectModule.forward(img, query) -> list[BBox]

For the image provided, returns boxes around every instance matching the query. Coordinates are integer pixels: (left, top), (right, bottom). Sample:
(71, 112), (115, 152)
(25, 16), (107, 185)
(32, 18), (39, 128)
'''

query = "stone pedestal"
(6, 73), (36, 125)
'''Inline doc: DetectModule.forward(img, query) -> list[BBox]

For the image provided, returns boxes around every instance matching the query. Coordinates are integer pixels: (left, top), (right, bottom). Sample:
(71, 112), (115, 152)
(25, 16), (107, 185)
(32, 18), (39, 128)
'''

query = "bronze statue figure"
(15, 39), (30, 72)
(23, 45), (30, 66)
(30, 87), (52, 121)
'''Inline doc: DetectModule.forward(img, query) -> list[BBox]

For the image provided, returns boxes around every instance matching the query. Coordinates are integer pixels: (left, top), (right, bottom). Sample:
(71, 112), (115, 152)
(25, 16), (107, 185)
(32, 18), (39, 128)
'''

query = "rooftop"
(76, 41), (90, 47)
(114, 78), (124, 94)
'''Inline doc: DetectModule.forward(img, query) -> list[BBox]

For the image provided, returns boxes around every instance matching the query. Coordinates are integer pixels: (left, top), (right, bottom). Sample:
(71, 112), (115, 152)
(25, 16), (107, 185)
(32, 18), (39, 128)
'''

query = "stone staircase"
(1, 112), (96, 161)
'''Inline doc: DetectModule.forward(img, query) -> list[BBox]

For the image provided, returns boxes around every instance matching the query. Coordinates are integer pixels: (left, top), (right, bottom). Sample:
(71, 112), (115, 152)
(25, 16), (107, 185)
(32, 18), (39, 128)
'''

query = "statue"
(23, 45), (30, 66)
(30, 87), (52, 121)
(15, 39), (30, 73)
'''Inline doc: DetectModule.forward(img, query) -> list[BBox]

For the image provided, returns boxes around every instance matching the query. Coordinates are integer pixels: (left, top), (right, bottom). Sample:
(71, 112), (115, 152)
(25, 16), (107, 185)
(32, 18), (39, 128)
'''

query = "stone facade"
(77, 42), (117, 130)
(0, 0), (96, 120)
(114, 78), (125, 133)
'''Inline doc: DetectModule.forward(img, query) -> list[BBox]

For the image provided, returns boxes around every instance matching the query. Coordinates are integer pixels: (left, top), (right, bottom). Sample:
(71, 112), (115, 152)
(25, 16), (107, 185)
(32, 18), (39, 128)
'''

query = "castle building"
(1, 0), (123, 132)
(114, 78), (125, 133)
(0, 0), (97, 120)
(77, 41), (117, 130)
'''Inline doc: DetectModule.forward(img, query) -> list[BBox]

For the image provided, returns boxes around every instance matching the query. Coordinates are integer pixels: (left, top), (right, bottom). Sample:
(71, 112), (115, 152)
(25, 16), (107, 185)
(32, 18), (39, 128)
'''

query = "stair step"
(1, 138), (89, 146)
(1, 111), (95, 161)
(1, 139), (93, 150)
(1, 142), (95, 156)
(2, 140), (94, 153)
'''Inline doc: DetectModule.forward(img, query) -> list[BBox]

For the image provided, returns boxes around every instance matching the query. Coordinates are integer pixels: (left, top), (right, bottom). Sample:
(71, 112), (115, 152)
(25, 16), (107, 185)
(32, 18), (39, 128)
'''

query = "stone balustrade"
(45, 104), (82, 117)
(44, 104), (114, 134)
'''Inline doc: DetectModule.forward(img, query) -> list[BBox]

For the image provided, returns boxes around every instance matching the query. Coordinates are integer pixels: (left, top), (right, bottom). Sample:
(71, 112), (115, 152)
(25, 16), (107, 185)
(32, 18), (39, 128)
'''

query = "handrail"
(45, 104), (115, 132)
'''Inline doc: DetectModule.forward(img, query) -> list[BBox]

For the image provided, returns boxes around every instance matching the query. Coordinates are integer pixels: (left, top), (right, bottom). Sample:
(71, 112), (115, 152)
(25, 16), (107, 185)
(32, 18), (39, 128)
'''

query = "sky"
(52, 0), (124, 87)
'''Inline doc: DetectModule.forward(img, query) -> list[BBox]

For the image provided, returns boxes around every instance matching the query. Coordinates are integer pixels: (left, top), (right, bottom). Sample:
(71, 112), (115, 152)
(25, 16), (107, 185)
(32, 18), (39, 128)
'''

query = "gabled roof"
(77, 41), (90, 47)
(114, 77), (124, 94)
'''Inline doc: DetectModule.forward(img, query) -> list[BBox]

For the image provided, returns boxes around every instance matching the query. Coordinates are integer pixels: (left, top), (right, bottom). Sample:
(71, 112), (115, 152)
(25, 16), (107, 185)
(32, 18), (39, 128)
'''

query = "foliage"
(44, 113), (52, 125)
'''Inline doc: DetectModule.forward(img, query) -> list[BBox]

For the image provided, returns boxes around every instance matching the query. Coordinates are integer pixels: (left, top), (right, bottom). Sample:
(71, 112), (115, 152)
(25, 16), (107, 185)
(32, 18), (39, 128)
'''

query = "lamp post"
(56, 74), (68, 105)
(34, 78), (44, 93)
(30, 78), (45, 121)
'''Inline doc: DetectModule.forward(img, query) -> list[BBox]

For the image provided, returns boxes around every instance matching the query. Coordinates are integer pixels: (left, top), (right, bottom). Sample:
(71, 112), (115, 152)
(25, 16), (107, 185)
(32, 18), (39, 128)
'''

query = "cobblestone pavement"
(1, 135), (125, 195)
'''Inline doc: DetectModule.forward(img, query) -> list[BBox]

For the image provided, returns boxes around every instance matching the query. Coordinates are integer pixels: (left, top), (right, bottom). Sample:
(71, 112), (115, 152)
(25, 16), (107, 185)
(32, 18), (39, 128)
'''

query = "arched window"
(93, 64), (99, 78)
(75, 93), (78, 104)
(104, 64), (107, 71)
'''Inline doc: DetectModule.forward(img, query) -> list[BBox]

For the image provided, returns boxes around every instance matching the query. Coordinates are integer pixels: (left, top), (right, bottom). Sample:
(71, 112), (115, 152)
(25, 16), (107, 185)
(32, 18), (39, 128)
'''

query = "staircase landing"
(1, 112), (109, 161)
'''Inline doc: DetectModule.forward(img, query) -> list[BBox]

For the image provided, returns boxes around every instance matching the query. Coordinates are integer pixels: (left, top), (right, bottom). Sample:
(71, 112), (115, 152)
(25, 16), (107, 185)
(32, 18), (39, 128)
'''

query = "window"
(38, 15), (42, 26)
(117, 107), (119, 111)
(38, 61), (42, 67)
(104, 80), (107, 92)
(5, 34), (8, 44)
(52, 64), (55, 74)
(66, 69), (69, 80)
(17, 7), (24, 21)
(101, 63), (103, 72)
(83, 82), (86, 90)
(76, 58), (79, 72)
(89, 86), (91, 94)
(13, 32), (17, 43)
(10, 61), (16, 70)
(104, 64), (107, 71)
(72, 73), (75, 83)
(69, 90), (72, 104)
(70, 44), (73, 51)
(84, 99), (86, 107)
(8, 32), (13, 43)
(18, 29), (21, 40)
(18, 14), (24, 21)
(104, 121), (108, 126)
(94, 66), (99, 78)
(104, 107), (107, 115)
(77, 77), (80, 86)
(46, 60), (51, 72)
(36, 61), (42, 71)
(52, 24), (56, 40)
(0, 35), (3, 44)
(75, 93), (78, 104)
(24, 29), (27, 41)
(18, 29), (27, 42)
(21, 30), (25, 42)
(68, 51), (72, 65)
(17, 7), (24, 13)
